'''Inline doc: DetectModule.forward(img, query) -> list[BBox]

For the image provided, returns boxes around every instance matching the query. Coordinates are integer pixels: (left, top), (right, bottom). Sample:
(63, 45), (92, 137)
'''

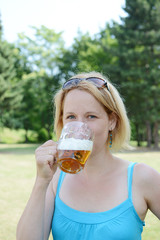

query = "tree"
(15, 26), (65, 138)
(0, 17), (23, 130)
(57, 31), (97, 80)
(0, 13), (2, 40)
(110, 0), (160, 148)
(17, 25), (64, 76)
(57, 28), (118, 81)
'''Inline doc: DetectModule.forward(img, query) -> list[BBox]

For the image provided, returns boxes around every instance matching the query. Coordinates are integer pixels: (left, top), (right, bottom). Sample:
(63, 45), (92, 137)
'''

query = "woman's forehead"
(63, 89), (105, 113)
(64, 89), (97, 103)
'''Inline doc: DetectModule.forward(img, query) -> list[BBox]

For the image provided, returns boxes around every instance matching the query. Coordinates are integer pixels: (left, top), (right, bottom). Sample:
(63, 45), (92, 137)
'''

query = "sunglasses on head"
(62, 77), (110, 91)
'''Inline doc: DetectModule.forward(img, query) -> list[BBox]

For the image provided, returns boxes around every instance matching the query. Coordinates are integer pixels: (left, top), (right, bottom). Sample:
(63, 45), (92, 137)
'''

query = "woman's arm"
(44, 170), (60, 240)
(143, 164), (160, 219)
(16, 140), (58, 240)
(136, 163), (160, 220)
(16, 177), (51, 240)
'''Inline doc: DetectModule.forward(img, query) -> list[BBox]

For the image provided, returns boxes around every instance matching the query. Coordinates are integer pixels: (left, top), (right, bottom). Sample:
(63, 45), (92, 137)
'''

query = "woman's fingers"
(35, 140), (58, 179)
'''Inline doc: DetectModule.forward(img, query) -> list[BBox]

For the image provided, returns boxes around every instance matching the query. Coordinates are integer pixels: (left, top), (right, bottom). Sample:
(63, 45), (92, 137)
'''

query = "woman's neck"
(80, 147), (116, 179)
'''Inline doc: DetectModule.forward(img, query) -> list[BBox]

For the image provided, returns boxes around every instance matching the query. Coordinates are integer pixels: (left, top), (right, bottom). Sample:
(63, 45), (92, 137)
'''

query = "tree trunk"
(135, 123), (141, 147)
(146, 121), (152, 148)
(153, 122), (159, 149)
(25, 129), (29, 143)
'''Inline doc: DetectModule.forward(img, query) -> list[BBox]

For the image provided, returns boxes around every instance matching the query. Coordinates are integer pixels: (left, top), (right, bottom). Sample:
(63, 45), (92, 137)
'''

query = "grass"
(0, 144), (160, 240)
(0, 144), (39, 240)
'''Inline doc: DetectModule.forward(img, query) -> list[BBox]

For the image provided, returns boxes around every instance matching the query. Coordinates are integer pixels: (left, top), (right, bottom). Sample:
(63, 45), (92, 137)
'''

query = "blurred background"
(0, 0), (160, 147)
(0, 0), (160, 239)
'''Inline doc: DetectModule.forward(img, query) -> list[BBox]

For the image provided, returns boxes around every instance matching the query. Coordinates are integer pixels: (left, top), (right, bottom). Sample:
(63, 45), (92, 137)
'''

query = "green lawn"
(0, 144), (160, 240)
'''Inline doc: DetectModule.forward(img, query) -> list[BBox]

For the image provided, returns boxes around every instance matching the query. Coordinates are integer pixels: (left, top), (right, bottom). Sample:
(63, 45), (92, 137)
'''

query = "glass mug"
(57, 121), (93, 174)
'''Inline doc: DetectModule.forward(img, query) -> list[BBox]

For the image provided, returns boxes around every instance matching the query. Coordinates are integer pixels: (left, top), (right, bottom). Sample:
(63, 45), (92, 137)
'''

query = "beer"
(57, 138), (93, 174)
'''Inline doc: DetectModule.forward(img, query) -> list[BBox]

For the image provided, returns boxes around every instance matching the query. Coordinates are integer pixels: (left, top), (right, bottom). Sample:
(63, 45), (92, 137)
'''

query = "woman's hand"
(35, 140), (58, 181)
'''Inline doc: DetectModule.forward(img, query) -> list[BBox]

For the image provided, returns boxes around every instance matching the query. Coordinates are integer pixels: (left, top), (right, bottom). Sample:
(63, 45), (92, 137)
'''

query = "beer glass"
(57, 121), (93, 174)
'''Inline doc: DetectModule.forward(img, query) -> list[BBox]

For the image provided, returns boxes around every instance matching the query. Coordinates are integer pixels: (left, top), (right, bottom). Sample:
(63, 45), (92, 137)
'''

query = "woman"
(16, 72), (160, 240)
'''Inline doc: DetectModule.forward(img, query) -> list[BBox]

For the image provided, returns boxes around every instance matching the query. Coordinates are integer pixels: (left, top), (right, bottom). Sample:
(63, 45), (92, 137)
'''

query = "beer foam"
(58, 138), (93, 151)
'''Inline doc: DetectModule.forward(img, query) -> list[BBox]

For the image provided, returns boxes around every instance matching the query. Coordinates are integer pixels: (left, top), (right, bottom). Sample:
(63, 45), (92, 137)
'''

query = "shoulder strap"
(128, 162), (137, 200)
(56, 171), (66, 196)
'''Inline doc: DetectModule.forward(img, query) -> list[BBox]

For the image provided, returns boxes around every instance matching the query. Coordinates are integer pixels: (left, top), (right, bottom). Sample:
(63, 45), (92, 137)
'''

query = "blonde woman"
(17, 72), (160, 240)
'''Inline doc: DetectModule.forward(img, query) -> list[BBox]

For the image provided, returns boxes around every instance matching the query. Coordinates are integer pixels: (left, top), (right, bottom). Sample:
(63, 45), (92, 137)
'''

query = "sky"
(1, 0), (126, 46)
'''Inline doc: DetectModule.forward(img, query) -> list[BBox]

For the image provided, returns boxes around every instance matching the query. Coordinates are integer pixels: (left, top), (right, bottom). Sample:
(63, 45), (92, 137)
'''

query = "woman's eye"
(66, 115), (75, 119)
(88, 115), (96, 119)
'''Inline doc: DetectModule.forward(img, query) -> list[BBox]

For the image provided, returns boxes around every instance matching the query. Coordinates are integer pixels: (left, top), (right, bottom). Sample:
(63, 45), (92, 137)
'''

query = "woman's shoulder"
(117, 158), (160, 187)
(134, 162), (160, 183)
(133, 162), (160, 201)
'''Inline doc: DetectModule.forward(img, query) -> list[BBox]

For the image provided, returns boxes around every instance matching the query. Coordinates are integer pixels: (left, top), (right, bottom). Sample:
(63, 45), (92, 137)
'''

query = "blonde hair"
(54, 72), (131, 151)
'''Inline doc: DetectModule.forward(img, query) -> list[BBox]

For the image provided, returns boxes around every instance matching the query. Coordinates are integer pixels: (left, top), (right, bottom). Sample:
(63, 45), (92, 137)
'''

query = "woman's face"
(62, 89), (116, 154)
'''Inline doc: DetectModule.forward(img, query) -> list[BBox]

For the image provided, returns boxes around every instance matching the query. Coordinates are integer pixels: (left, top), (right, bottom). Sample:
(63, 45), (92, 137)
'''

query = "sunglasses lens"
(87, 77), (105, 87)
(62, 77), (109, 91)
(62, 79), (79, 89)
(62, 81), (72, 89)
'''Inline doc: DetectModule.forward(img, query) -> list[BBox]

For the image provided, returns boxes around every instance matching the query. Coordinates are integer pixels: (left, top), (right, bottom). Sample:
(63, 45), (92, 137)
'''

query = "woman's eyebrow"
(64, 112), (75, 115)
(85, 111), (102, 115)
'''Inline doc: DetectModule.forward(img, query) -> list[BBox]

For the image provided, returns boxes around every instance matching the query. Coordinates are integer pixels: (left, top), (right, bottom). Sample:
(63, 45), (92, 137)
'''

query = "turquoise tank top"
(52, 162), (145, 240)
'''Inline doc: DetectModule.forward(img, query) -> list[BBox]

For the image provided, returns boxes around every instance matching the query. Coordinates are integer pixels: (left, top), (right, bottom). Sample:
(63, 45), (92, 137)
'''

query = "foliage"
(0, 15), (32, 130)
(0, 2), (160, 147)
(17, 25), (64, 75)
(37, 128), (49, 142)
(109, 0), (160, 147)
(0, 40), (24, 128)
(57, 29), (118, 78)
(13, 26), (65, 139)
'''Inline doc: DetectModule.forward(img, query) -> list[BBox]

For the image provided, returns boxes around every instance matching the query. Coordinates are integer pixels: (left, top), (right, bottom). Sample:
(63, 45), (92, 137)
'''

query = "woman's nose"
(76, 117), (86, 123)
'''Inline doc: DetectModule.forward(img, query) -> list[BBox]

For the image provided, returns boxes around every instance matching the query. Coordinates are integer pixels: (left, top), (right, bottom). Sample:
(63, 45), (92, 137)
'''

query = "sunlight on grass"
(0, 144), (160, 240)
